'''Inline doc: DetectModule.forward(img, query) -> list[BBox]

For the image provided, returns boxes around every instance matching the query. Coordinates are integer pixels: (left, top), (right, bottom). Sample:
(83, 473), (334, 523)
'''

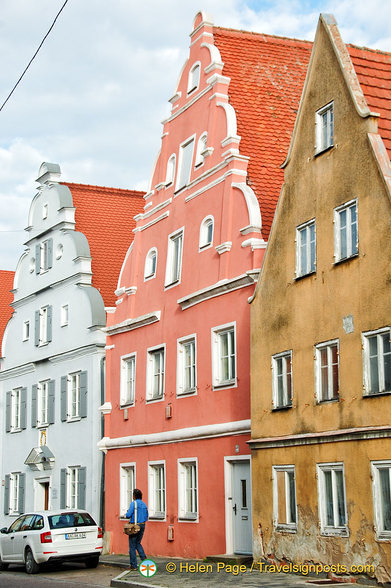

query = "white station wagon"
(0, 509), (103, 574)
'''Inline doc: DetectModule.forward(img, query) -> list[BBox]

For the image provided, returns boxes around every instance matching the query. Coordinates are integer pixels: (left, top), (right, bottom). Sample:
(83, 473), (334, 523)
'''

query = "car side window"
(9, 516), (25, 533)
(30, 515), (44, 530)
(19, 514), (35, 531)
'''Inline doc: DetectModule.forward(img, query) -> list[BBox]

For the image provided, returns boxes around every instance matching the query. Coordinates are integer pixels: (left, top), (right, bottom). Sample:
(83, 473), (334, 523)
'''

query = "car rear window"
(48, 512), (96, 529)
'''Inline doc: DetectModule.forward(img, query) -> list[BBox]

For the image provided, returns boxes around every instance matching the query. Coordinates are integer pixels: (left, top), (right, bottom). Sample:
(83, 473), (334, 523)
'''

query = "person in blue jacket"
(126, 488), (148, 570)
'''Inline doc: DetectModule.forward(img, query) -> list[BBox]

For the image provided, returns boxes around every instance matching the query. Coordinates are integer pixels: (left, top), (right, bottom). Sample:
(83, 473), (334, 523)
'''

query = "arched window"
(199, 216), (214, 250)
(144, 248), (157, 280)
(188, 63), (200, 94)
(195, 133), (207, 167)
(166, 154), (176, 186)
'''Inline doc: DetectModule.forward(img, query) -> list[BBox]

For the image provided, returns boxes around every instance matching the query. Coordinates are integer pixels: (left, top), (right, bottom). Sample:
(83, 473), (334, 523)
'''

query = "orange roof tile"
(63, 183), (144, 307)
(0, 270), (14, 346)
(348, 45), (391, 159)
(214, 27), (312, 238)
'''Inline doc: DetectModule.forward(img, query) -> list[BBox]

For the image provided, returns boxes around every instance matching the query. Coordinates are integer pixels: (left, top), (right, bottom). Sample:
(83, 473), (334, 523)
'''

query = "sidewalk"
(100, 554), (366, 587)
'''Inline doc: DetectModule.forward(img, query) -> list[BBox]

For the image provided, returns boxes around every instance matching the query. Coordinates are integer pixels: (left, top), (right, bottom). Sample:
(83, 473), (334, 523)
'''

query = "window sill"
(316, 397), (339, 405)
(213, 380), (237, 391)
(375, 532), (391, 541)
(275, 525), (297, 534)
(146, 396), (164, 404)
(199, 243), (212, 252)
(37, 423), (49, 429)
(295, 270), (316, 282)
(363, 390), (391, 398)
(177, 388), (197, 397)
(314, 144), (334, 158)
(149, 515), (166, 521)
(272, 404), (293, 411)
(9, 428), (22, 434)
(333, 253), (359, 266)
(320, 527), (349, 537)
(164, 279), (180, 290)
(66, 417), (81, 423)
(178, 515), (198, 522)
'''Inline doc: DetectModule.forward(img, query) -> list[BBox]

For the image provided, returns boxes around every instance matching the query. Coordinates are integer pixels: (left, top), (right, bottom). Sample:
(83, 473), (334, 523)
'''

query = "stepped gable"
(213, 27), (312, 238)
(0, 270), (15, 345)
(348, 44), (391, 159)
(63, 183), (144, 307)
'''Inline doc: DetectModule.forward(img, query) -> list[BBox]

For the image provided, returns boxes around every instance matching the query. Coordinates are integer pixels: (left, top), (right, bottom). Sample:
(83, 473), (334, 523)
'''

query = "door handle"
(233, 504), (237, 515)
(23, 535), (27, 538)
(10, 536), (14, 540)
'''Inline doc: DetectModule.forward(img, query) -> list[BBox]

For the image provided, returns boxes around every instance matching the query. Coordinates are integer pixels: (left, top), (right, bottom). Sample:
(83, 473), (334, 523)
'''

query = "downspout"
(100, 356), (106, 529)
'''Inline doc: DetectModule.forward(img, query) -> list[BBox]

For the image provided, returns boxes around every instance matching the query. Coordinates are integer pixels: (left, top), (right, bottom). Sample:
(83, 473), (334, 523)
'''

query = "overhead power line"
(0, 0), (70, 113)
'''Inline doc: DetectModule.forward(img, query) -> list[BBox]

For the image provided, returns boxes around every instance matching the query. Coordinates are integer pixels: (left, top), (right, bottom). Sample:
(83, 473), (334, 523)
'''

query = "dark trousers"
(128, 523), (146, 568)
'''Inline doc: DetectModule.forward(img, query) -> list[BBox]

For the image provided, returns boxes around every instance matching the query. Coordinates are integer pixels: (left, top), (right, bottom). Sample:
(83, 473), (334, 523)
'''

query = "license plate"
(65, 532), (86, 539)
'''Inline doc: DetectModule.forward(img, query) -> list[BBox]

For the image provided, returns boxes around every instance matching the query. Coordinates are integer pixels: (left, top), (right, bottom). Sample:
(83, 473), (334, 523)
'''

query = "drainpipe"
(100, 356), (106, 529)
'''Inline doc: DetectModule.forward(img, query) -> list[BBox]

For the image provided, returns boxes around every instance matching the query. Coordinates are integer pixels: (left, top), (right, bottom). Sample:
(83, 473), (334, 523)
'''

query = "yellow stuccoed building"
(250, 14), (391, 585)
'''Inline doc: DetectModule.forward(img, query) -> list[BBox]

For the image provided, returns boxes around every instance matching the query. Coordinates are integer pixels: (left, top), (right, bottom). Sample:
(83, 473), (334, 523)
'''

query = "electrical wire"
(0, 0), (70, 113)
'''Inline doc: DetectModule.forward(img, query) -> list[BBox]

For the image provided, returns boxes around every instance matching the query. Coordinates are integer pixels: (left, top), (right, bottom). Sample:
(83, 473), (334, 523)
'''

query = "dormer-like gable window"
(176, 137), (195, 192)
(199, 216), (214, 250)
(35, 239), (53, 274)
(316, 102), (334, 153)
(166, 154), (176, 186)
(195, 133), (207, 167)
(187, 63), (200, 95)
(145, 248), (157, 280)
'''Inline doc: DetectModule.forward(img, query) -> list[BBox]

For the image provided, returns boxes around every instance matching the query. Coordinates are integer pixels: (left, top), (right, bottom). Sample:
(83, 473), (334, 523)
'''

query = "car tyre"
(85, 556), (99, 568)
(25, 547), (39, 574)
(0, 555), (8, 571)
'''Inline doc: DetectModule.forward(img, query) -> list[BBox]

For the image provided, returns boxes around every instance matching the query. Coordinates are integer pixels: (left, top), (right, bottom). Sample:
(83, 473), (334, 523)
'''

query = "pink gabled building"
(101, 12), (311, 558)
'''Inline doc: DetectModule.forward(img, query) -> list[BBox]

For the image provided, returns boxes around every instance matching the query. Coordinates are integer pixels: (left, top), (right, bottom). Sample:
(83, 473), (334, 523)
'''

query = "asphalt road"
(0, 561), (120, 587)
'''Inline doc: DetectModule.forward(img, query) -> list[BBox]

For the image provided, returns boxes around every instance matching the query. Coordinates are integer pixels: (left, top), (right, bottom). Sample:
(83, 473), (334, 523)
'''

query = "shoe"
(128, 566), (138, 571)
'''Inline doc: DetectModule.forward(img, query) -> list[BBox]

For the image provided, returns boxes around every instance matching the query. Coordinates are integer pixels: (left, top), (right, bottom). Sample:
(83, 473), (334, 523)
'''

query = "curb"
(110, 568), (164, 588)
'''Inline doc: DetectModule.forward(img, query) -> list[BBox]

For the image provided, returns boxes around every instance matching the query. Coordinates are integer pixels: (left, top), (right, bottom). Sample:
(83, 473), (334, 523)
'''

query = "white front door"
(231, 461), (252, 554)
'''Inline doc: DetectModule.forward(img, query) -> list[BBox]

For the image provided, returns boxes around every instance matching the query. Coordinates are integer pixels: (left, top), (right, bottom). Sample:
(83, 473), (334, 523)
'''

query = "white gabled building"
(0, 163), (143, 526)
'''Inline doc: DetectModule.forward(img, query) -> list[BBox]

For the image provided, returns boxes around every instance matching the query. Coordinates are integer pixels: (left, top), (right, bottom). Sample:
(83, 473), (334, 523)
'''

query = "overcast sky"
(1, 0), (390, 271)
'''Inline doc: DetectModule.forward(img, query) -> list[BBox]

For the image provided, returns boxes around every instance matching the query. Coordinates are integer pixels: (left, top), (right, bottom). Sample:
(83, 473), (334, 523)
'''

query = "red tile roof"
(348, 45), (391, 159)
(0, 270), (14, 347)
(214, 27), (312, 238)
(64, 183), (144, 307)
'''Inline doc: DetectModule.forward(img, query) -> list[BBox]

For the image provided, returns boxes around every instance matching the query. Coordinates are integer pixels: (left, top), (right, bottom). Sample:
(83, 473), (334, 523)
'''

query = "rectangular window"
(176, 137), (195, 191)
(40, 240), (50, 272)
(315, 340), (339, 402)
(317, 463), (348, 536)
(212, 324), (236, 388)
(68, 373), (81, 419)
(165, 229), (184, 287)
(177, 336), (196, 395)
(10, 389), (21, 431)
(68, 467), (78, 509)
(316, 102), (334, 152)
(61, 304), (69, 327)
(61, 467), (86, 510)
(178, 460), (198, 520)
(296, 220), (316, 277)
(148, 462), (166, 519)
(273, 466), (297, 531)
(272, 351), (293, 409)
(334, 200), (358, 261)
(121, 355), (136, 406)
(147, 347), (165, 401)
(372, 461), (391, 539)
(23, 321), (30, 341)
(120, 464), (135, 518)
(37, 381), (49, 427)
(9, 473), (20, 515)
(363, 328), (391, 396)
(39, 306), (48, 344)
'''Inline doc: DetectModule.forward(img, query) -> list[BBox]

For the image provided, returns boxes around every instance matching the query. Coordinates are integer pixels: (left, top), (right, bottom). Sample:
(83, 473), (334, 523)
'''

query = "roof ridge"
(213, 25), (312, 46)
(347, 42), (391, 58)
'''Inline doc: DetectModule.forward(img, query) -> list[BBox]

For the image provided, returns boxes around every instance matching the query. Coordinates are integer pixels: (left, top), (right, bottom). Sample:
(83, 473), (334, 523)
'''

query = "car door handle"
(10, 536), (14, 540)
(23, 535), (27, 538)
(233, 504), (237, 515)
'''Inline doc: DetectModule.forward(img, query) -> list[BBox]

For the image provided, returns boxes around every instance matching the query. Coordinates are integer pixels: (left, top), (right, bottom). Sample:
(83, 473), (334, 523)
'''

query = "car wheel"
(85, 556), (99, 568)
(25, 548), (39, 574)
(0, 555), (8, 571)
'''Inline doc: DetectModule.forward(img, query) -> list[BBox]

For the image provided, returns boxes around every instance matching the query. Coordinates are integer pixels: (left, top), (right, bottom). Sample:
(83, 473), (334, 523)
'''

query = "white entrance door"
(232, 461), (252, 554)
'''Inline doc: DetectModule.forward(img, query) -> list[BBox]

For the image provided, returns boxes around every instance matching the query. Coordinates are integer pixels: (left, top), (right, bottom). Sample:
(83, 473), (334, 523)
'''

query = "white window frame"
(187, 62), (201, 94)
(61, 304), (69, 327)
(119, 463), (136, 519)
(165, 228), (184, 288)
(40, 239), (50, 273)
(177, 335), (197, 396)
(211, 323), (237, 389)
(195, 132), (207, 167)
(272, 351), (293, 409)
(37, 380), (49, 427)
(10, 388), (22, 432)
(39, 306), (49, 345)
(371, 461), (391, 540)
(66, 466), (79, 509)
(144, 248), (157, 281)
(315, 339), (339, 403)
(175, 136), (195, 192)
(296, 220), (316, 277)
(272, 465), (297, 532)
(166, 154), (176, 186)
(146, 345), (165, 402)
(148, 461), (166, 520)
(178, 458), (198, 521)
(120, 353), (136, 407)
(199, 215), (214, 251)
(23, 321), (30, 342)
(363, 328), (391, 396)
(316, 101), (334, 153)
(9, 472), (21, 515)
(67, 372), (81, 420)
(317, 462), (348, 536)
(334, 199), (358, 262)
